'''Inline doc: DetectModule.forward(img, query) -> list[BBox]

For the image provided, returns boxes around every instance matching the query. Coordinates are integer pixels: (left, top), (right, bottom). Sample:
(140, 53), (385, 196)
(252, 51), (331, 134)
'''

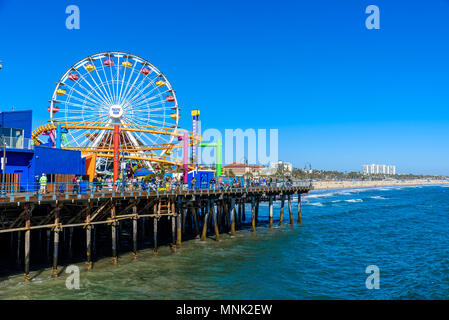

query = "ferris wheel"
(48, 51), (180, 171)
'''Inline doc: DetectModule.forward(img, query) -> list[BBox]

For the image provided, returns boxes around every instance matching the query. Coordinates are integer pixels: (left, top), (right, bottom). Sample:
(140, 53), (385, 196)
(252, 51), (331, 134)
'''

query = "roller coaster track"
(31, 121), (202, 169)
(96, 153), (195, 170)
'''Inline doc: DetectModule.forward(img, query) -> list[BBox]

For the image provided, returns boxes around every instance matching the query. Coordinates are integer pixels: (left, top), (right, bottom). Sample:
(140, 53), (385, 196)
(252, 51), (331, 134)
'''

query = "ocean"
(1, 184), (448, 299)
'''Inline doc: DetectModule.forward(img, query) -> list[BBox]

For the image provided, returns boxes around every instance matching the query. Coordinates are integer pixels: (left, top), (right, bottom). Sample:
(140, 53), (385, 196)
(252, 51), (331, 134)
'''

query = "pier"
(0, 52), (315, 283)
(0, 182), (311, 281)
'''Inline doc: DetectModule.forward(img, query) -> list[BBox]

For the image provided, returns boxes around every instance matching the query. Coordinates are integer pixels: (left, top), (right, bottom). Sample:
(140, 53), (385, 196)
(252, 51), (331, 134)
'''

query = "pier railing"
(1, 136), (34, 150)
(0, 180), (312, 202)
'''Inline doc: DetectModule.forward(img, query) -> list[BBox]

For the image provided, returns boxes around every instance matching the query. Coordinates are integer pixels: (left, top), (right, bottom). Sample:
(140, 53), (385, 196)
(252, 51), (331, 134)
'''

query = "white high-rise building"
(387, 165), (396, 175)
(362, 165), (369, 175)
(362, 164), (396, 175)
(269, 161), (293, 172)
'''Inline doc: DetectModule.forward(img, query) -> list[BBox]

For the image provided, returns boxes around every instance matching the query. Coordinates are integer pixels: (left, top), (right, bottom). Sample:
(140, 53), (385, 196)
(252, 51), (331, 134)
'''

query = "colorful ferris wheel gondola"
(56, 88), (66, 96)
(104, 59), (114, 67)
(140, 68), (151, 76)
(156, 80), (166, 87)
(122, 61), (132, 68)
(84, 63), (96, 71)
(68, 73), (79, 81)
(48, 106), (59, 113)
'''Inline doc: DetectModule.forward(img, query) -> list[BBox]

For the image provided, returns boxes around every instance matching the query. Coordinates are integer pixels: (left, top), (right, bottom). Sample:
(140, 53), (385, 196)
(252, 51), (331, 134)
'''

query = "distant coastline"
(312, 179), (449, 190)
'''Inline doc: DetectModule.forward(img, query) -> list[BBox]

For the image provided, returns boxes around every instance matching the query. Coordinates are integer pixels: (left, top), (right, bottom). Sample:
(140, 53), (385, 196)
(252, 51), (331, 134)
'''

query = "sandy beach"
(312, 179), (449, 190)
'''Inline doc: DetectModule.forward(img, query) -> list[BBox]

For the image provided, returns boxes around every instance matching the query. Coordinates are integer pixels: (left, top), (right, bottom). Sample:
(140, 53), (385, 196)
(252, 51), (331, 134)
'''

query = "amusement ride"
(31, 51), (203, 182)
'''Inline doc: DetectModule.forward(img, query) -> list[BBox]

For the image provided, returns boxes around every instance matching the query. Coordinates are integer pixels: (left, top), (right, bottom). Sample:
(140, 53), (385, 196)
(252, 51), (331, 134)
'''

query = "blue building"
(0, 110), (86, 192)
(187, 169), (215, 189)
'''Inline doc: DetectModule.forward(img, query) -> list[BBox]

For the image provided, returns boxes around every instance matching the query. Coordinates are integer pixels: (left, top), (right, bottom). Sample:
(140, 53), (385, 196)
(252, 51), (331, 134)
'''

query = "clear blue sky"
(1, 0), (449, 175)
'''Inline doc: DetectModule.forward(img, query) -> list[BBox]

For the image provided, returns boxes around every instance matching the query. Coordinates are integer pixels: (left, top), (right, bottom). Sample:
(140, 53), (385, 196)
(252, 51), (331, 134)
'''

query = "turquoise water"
(1, 184), (448, 299)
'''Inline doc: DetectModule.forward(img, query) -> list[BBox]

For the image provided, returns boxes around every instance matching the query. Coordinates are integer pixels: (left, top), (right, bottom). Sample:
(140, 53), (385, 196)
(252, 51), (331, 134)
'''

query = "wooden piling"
(132, 205), (138, 258)
(51, 207), (60, 277)
(186, 207), (192, 233)
(86, 207), (92, 270)
(46, 229), (50, 263)
(278, 194), (285, 226)
(92, 226), (97, 257)
(230, 198), (236, 236)
(24, 207), (31, 282)
(111, 205), (118, 264)
(176, 200), (182, 248)
(255, 197), (259, 224)
(217, 202), (223, 232)
(141, 217), (145, 245)
(237, 200), (242, 226)
(182, 207), (186, 234)
(38, 230), (42, 255)
(117, 220), (121, 254)
(153, 217), (158, 256)
(17, 231), (21, 266)
(208, 205), (213, 230)
(288, 194), (293, 225)
(68, 227), (73, 260)
(297, 193), (302, 224)
(225, 201), (230, 231)
(192, 202), (200, 239)
(223, 201), (228, 231)
(201, 201), (210, 241)
(171, 200), (176, 252)
(212, 201), (220, 241)
(219, 201), (224, 232)
(10, 232), (14, 258)
(269, 195), (273, 228)
(251, 197), (256, 232)
(153, 203), (158, 255)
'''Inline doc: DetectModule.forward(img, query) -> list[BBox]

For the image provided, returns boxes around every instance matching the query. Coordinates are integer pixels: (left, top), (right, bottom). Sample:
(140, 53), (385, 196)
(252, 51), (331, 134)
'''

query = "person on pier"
(39, 173), (47, 194)
(72, 176), (79, 194)
(92, 175), (100, 192)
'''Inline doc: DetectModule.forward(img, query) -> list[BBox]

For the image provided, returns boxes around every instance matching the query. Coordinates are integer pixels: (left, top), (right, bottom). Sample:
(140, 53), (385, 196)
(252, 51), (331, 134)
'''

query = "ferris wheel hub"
(109, 104), (124, 119)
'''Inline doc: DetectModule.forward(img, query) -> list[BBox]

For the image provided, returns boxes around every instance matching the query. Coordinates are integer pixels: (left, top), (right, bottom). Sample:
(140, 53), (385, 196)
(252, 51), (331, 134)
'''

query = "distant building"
(269, 161), (292, 173)
(223, 162), (264, 177)
(362, 164), (396, 175)
(260, 166), (276, 176)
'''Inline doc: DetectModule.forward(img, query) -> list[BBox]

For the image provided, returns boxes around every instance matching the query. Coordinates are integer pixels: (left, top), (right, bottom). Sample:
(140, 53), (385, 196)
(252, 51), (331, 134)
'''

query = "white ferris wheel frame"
(48, 51), (180, 171)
